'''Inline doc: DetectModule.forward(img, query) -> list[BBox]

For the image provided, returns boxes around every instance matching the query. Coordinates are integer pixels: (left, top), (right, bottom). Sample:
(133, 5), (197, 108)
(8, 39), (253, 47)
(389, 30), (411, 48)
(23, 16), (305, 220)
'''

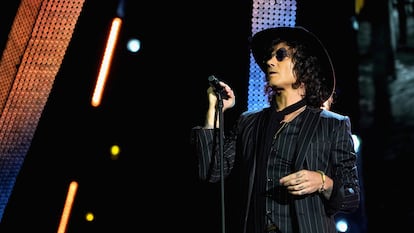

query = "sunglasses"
(274, 47), (289, 61)
(263, 47), (290, 64)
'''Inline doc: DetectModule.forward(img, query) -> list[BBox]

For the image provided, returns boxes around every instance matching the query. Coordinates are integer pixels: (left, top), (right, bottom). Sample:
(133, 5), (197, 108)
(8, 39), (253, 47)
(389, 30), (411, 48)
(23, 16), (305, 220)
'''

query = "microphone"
(208, 75), (229, 99)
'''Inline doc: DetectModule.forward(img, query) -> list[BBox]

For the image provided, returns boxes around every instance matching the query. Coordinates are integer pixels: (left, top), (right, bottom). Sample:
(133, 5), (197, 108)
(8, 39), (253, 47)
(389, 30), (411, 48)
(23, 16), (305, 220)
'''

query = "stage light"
(91, 17), (123, 107)
(336, 218), (349, 232)
(127, 38), (141, 53)
(85, 212), (95, 222)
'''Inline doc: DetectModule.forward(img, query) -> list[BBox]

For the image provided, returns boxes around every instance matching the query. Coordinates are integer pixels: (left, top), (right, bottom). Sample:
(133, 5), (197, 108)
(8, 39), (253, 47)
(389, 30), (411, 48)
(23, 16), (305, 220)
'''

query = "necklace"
(273, 105), (306, 139)
(273, 121), (289, 139)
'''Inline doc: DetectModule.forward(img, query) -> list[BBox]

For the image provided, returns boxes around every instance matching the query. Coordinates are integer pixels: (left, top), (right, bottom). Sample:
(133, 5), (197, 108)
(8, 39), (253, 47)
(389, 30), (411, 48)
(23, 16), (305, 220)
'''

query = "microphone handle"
(208, 75), (229, 99)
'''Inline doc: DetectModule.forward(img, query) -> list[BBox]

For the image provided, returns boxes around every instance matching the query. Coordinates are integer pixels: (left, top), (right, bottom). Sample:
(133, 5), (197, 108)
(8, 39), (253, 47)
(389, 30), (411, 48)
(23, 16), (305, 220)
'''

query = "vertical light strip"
(248, 0), (297, 111)
(56, 181), (79, 233)
(91, 17), (122, 107)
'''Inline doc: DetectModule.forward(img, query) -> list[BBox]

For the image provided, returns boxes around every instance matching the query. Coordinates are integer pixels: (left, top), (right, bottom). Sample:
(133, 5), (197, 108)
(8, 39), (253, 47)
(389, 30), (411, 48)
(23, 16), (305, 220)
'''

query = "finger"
(288, 186), (307, 195)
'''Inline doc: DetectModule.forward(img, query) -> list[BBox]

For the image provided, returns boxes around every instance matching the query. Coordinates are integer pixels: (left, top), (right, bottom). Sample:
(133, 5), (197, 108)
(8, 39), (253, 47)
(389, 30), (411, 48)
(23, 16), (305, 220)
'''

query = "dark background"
(0, 0), (252, 232)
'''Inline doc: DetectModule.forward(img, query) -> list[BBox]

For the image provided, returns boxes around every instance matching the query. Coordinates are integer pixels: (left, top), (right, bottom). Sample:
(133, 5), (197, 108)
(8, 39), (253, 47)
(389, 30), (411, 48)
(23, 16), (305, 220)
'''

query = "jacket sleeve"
(324, 115), (361, 215)
(191, 126), (237, 183)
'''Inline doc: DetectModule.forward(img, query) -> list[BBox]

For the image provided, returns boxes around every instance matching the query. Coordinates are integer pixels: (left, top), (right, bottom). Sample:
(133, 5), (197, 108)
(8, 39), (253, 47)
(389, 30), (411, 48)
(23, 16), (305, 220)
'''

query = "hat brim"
(250, 26), (335, 102)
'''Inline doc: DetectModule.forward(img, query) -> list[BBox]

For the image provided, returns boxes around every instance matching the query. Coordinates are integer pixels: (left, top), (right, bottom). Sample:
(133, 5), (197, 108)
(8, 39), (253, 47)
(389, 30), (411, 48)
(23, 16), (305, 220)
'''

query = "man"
(191, 26), (360, 233)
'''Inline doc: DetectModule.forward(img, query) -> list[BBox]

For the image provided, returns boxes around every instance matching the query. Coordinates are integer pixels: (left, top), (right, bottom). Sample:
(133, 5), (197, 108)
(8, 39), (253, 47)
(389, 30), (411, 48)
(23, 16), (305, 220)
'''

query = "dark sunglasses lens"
(275, 48), (288, 61)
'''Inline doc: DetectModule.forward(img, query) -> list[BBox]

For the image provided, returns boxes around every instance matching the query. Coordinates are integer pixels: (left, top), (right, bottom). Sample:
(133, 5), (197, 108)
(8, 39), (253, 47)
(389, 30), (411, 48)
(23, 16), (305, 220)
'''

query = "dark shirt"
(265, 113), (303, 233)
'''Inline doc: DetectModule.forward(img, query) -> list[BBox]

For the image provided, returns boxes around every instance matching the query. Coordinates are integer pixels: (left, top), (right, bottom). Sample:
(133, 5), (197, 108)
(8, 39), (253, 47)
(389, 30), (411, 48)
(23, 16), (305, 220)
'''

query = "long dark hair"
(264, 39), (333, 108)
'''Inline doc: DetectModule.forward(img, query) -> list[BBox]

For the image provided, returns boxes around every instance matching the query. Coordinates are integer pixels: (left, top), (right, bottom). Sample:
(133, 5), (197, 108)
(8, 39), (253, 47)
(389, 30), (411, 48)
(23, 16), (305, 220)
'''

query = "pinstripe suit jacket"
(192, 106), (360, 233)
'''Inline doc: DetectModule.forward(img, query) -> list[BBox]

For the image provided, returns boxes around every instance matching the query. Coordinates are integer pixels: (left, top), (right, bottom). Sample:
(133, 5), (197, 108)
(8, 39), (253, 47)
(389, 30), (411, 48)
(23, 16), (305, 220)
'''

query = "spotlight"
(127, 38), (141, 53)
(336, 218), (349, 232)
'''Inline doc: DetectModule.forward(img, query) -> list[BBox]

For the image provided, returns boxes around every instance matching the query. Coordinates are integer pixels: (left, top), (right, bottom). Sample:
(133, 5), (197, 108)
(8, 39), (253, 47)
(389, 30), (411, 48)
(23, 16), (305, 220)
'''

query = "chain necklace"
(273, 105), (306, 139)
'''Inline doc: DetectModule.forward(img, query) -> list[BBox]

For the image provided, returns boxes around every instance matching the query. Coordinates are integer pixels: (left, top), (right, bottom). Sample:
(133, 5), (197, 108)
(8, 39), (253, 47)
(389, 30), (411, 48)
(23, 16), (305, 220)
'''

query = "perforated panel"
(0, 0), (85, 222)
(248, 0), (297, 111)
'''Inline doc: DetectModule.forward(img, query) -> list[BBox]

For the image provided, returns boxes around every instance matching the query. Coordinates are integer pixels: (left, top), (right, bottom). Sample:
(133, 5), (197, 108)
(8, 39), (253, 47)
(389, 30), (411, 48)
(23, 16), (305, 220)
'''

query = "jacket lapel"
(245, 109), (269, 216)
(294, 108), (321, 170)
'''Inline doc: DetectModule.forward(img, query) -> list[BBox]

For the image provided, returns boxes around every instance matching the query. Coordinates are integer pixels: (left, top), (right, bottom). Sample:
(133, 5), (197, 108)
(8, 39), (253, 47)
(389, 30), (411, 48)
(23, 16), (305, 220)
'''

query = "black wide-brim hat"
(250, 26), (335, 102)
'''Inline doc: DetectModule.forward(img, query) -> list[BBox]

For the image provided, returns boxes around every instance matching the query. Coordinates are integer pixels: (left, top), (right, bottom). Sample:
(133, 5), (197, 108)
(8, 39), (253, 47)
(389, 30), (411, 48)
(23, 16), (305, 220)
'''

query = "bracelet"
(316, 170), (326, 193)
